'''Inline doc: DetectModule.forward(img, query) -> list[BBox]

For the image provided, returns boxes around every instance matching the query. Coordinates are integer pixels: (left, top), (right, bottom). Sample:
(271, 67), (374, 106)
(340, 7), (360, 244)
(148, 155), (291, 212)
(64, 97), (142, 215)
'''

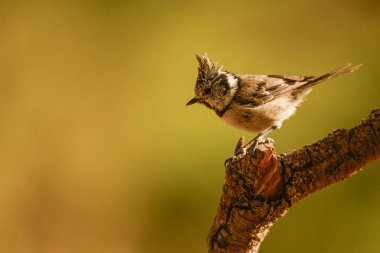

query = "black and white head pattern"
(194, 53), (238, 114)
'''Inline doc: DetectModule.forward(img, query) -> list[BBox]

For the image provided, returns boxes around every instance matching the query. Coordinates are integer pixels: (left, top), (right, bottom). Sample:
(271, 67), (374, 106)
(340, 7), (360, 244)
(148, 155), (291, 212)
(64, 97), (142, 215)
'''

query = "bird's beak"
(186, 97), (199, 106)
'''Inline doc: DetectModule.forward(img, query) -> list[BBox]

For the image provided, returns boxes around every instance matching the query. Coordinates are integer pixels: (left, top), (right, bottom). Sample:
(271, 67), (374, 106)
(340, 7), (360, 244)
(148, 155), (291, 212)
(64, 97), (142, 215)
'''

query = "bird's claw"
(224, 136), (272, 167)
(235, 147), (247, 157)
(264, 137), (275, 144)
(224, 147), (247, 167)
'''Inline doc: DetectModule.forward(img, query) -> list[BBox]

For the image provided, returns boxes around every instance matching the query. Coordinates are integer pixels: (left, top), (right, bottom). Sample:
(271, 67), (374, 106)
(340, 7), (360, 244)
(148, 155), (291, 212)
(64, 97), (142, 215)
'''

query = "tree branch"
(208, 108), (380, 253)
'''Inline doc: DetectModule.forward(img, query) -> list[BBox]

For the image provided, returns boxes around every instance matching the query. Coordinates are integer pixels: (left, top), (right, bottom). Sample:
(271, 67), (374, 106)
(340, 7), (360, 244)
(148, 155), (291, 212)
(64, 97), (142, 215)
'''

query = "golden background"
(0, 0), (379, 252)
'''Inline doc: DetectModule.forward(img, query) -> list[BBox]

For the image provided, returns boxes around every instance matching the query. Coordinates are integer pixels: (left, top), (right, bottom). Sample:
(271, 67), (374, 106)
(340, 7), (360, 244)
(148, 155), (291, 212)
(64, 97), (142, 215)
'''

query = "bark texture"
(208, 108), (380, 253)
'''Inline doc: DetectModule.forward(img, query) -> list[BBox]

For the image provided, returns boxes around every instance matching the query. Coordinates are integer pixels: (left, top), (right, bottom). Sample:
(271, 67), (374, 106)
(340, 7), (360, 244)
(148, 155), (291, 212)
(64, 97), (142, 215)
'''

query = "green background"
(0, 1), (379, 252)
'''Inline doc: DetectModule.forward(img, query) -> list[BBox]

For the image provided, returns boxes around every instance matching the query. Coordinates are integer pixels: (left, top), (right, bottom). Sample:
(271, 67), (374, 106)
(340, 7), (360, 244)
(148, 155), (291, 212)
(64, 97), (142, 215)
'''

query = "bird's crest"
(195, 53), (223, 82)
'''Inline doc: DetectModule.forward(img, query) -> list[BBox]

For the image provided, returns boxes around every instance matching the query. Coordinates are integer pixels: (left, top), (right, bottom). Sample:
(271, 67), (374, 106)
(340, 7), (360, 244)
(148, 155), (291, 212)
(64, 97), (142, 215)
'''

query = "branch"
(208, 108), (380, 253)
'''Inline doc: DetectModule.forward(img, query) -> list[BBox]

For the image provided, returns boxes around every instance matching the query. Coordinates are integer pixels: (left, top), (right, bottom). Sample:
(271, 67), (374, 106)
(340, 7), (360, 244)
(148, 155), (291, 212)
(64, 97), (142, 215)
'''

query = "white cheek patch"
(227, 74), (238, 88)
(225, 73), (238, 95)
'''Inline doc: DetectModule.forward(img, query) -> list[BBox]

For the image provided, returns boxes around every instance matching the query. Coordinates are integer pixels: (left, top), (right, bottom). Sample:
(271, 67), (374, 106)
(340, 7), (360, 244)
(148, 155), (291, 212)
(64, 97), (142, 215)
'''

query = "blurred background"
(0, 0), (379, 252)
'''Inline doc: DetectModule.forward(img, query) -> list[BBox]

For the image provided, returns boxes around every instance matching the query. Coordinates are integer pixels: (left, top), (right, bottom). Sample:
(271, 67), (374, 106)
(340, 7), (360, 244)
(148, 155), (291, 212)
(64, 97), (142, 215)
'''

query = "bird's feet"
(224, 136), (274, 167)
(224, 150), (246, 167)
(224, 136), (245, 167)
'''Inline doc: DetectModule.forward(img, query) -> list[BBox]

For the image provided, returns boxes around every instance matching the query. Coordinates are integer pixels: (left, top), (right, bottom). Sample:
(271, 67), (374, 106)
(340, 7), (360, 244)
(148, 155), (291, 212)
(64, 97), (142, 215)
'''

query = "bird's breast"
(221, 97), (298, 133)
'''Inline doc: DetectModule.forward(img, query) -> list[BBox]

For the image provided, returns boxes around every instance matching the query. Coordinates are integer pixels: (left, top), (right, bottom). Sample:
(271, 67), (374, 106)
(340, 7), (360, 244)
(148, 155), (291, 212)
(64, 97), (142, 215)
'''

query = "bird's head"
(186, 53), (238, 115)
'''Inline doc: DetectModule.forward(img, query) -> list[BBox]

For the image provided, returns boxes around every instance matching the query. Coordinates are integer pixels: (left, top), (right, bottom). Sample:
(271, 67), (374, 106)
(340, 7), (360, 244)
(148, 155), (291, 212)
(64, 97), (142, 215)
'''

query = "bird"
(186, 53), (362, 160)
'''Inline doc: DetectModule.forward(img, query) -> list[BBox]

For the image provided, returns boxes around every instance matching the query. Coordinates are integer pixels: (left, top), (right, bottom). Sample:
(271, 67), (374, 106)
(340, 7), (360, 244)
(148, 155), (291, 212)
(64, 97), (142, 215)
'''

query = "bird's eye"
(204, 87), (211, 95)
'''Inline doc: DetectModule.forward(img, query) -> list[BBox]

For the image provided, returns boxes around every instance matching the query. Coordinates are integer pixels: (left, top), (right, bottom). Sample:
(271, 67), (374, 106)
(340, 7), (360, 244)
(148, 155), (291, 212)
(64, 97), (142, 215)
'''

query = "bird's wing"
(234, 75), (314, 107)
(234, 63), (361, 107)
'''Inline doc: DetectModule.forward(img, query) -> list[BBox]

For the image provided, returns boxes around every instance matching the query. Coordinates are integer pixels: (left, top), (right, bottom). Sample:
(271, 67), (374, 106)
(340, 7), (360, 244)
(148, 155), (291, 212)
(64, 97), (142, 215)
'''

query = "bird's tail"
(301, 63), (362, 89)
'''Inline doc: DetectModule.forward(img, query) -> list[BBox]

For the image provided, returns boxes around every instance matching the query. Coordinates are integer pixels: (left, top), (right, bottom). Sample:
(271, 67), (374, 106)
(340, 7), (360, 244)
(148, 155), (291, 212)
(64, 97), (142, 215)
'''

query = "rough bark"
(208, 108), (380, 253)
